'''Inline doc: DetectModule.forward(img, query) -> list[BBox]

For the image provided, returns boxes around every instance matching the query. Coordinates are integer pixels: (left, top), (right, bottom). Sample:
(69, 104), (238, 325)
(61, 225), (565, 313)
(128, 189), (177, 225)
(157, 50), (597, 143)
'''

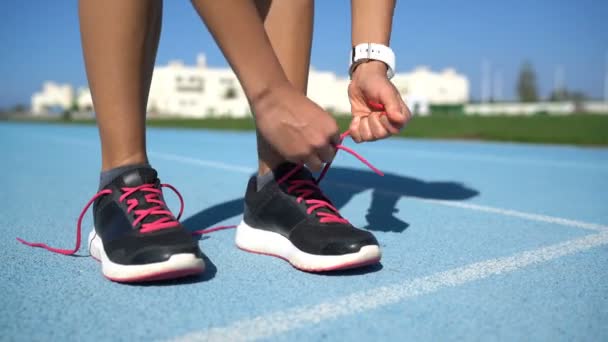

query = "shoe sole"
(235, 221), (381, 272)
(88, 230), (205, 283)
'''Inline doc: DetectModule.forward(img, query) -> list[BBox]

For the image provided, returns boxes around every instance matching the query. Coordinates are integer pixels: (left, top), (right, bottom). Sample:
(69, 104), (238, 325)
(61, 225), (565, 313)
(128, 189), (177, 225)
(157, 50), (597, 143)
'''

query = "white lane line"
(326, 181), (608, 232)
(42, 134), (608, 232)
(44, 134), (608, 171)
(421, 199), (608, 232)
(170, 232), (608, 342)
(41, 135), (256, 174)
(148, 151), (255, 174)
(39, 133), (608, 340)
(360, 146), (608, 170)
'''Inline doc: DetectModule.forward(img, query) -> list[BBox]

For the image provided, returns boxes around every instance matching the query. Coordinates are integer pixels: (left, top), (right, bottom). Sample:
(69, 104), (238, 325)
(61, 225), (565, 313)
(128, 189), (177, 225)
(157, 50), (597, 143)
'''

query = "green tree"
(517, 61), (538, 102)
(62, 109), (72, 121)
(548, 88), (587, 112)
(70, 100), (79, 113)
(12, 104), (26, 113)
(548, 88), (568, 102)
(549, 88), (587, 102)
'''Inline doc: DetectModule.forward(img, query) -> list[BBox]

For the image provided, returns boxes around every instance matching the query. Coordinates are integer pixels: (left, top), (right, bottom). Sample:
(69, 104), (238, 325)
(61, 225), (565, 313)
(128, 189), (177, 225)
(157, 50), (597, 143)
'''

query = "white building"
(146, 54), (250, 117)
(76, 87), (93, 112)
(31, 82), (74, 115)
(392, 67), (469, 115)
(32, 53), (470, 117)
(306, 68), (352, 113)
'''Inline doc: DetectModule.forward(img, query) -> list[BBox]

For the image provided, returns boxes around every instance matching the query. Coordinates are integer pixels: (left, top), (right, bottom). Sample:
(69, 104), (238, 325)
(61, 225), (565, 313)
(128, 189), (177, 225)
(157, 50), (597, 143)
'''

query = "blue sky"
(0, 0), (606, 108)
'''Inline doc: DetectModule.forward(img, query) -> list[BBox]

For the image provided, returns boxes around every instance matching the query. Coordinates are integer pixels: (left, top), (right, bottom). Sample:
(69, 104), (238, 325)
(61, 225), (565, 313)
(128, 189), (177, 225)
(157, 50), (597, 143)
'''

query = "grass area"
(7, 114), (608, 146)
(390, 114), (608, 146)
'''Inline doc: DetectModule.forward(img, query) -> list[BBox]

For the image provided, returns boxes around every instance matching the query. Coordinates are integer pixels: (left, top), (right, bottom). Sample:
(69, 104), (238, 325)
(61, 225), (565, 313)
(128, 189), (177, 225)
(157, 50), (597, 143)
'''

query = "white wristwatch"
(349, 43), (396, 79)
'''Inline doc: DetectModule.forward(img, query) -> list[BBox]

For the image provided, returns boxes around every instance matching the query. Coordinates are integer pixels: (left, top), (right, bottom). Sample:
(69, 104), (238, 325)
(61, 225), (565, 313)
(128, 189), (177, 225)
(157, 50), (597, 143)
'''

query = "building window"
(176, 75), (204, 93)
(220, 78), (234, 86)
(223, 87), (238, 100)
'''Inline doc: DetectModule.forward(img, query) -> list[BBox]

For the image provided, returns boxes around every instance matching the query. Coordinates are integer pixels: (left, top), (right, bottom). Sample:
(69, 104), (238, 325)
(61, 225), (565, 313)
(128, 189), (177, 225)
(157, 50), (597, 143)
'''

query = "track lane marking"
(170, 232), (608, 341)
(326, 181), (608, 232)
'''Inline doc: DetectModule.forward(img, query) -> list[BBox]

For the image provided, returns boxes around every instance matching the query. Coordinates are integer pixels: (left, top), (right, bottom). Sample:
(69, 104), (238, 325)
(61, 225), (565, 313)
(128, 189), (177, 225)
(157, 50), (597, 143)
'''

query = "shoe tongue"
(273, 162), (315, 182)
(118, 167), (158, 187)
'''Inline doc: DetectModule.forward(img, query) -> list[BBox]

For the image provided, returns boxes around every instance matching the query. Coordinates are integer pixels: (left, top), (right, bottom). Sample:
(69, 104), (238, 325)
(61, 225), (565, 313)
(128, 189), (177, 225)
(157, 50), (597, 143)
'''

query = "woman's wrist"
(249, 78), (293, 118)
(351, 60), (388, 79)
(243, 77), (291, 108)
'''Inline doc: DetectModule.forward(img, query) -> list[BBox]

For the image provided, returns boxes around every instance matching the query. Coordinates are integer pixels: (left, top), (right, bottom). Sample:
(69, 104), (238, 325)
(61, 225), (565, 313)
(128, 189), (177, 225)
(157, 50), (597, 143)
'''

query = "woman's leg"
(79, 0), (162, 171)
(190, 0), (380, 272)
(253, 0), (315, 175)
(77, 1), (204, 282)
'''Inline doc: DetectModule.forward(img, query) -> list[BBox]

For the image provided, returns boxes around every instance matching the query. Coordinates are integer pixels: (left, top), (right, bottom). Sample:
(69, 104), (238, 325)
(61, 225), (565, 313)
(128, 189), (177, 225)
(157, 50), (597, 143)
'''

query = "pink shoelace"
(275, 130), (383, 224)
(17, 102), (387, 253)
(17, 183), (205, 255)
(273, 101), (386, 224)
(191, 128), (383, 230)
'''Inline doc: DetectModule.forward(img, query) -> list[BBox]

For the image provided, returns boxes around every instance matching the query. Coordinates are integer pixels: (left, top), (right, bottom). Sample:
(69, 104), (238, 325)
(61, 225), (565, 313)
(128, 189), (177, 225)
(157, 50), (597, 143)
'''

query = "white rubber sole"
(235, 221), (381, 272)
(88, 230), (205, 282)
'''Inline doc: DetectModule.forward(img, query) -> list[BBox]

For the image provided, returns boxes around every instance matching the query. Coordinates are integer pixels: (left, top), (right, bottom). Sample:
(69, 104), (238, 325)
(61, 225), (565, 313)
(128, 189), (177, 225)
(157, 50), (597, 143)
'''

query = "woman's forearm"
(351, 0), (395, 45)
(191, 0), (289, 104)
(350, 0), (395, 74)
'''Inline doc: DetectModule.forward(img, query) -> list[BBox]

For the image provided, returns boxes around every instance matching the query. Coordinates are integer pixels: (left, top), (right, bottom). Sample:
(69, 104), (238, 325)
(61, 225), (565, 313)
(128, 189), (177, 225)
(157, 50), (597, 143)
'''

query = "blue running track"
(1, 122), (607, 341)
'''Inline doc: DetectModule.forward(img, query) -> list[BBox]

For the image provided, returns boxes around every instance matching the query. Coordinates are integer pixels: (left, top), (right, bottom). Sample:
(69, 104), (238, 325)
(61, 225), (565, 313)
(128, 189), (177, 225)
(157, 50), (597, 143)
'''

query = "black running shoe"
(87, 167), (204, 282)
(236, 163), (381, 272)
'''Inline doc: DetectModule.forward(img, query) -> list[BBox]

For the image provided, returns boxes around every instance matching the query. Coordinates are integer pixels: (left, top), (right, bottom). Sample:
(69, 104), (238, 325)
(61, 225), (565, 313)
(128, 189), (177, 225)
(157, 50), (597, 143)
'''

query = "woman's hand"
(348, 61), (412, 143)
(252, 82), (340, 172)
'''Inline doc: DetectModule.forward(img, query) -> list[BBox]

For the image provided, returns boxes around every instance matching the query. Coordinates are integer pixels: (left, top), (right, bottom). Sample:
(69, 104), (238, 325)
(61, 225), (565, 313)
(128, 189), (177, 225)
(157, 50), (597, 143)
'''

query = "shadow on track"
(182, 166), (479, 234)
(180, 166), (478, 277)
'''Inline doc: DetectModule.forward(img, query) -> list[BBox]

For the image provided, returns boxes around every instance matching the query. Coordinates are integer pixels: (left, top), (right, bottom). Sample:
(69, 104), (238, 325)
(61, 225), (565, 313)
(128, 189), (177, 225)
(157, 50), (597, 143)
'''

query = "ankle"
(99, 163), (151, 190)
(257, 163), (272, 177)
(101, 153), (148, 172)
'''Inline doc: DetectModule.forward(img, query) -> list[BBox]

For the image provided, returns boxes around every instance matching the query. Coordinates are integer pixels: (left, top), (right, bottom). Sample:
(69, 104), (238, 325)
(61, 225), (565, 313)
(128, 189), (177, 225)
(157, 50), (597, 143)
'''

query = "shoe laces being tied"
(17, 102), (390, 244)
(277, 101), (386, 224)
(16, 182), (186, 255)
